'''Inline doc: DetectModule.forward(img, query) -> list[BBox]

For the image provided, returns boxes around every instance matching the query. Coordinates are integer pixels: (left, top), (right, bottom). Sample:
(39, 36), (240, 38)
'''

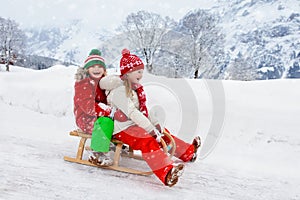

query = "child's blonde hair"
(123, 77), (133, 97)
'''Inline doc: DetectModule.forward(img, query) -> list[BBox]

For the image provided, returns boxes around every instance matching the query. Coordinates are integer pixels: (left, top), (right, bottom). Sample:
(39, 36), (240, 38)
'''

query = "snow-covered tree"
(120, 10), (176, 73)
(0, 17), (26, 71)
(225, 52), (259, 81)
(153, 10), (226, 79)
(178, 9), (226, 79)
(153, 48), (191, 78)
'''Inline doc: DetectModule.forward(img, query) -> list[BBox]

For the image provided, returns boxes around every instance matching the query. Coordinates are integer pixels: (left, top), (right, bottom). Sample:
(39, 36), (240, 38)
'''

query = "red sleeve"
(95, 103), (111, 117)
(74, 79), (111, 117)
(74, 80), (97, 116)
(94, 83), (111, 117)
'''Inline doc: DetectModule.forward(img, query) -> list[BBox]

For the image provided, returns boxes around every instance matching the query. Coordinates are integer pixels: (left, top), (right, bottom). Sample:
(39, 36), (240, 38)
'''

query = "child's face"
(127, 69), (144, 84)
(88, 65), (105, 79)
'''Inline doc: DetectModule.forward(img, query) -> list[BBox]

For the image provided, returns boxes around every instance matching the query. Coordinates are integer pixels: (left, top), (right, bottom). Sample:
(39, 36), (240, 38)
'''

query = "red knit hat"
(120, 49), (144, 77)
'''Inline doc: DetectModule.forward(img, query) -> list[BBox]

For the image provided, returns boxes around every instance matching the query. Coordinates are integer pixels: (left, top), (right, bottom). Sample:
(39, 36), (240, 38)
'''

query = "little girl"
(100, 49), (201, 187)
(73, 49), (114, 166)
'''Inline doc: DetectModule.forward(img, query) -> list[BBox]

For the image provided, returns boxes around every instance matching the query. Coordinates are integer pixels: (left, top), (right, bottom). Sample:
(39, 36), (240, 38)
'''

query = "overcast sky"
(0, 0), (215, 31)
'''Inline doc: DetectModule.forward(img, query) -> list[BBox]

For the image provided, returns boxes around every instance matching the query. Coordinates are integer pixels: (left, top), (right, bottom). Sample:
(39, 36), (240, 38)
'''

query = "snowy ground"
(0, 65), (300, 200)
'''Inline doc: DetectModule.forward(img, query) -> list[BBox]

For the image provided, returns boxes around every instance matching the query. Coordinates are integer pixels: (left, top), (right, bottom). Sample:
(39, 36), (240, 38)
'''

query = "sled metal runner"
(64, 129), (176, 176)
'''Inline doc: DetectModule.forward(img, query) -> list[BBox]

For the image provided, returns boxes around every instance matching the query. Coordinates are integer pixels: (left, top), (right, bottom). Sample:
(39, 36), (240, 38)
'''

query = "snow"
(219, 0), (300, 57)
(258, 66), (275, 73)
(1, 64), (300, 199)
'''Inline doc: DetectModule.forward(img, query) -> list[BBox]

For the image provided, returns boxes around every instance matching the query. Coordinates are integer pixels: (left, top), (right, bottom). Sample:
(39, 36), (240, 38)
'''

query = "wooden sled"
(64, 129), (176, 176)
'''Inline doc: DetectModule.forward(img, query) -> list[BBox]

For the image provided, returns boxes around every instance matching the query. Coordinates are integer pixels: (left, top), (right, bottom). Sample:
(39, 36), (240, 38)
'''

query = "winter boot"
(165, 163), (185, 187)
(88, 150), (101, 165)
(121, 144), (130, 155)
(110, 143), (130, 155)
(190, 136), (201, 162)
(88, 151), (113, 166)
(97, 153), (113, 166)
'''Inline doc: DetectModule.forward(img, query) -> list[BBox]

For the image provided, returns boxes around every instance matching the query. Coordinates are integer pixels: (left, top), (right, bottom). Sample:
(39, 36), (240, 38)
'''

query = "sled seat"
(67, 129), (139, 159)
(64, 129), (153, 175)
(64, 129), (176, 176)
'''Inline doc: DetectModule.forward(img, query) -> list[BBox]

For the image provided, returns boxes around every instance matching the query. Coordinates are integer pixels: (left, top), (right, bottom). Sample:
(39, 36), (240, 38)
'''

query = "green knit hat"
(83, 49), (106, 69)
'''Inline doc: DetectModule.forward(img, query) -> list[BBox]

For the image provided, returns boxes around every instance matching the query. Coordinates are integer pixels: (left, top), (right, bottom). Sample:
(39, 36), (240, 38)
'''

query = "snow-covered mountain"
(1, 64), (300, 199)
(215, 0), (300, 79)
(23, 0), (300, 79)
(25, 19), (114, 66)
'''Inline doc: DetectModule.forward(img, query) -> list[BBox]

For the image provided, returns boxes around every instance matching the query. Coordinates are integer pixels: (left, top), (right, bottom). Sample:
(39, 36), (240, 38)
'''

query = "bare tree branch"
(119, 10), (176, 73)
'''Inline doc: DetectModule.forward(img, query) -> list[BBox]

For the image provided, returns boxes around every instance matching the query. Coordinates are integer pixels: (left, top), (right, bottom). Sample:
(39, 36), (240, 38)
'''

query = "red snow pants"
(162, 128), (195, 162)
(113, 126), (195, 184)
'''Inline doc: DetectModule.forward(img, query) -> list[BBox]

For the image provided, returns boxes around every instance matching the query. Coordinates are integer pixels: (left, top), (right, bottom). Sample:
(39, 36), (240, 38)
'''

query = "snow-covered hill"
(0, 65), (300, 199)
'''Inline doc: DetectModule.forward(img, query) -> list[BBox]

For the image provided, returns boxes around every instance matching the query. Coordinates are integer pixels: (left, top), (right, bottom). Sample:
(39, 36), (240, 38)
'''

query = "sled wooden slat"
(69, 130), (91, 138)
(64, 129), (176, 176)
(64, 129), (153, 176)
(63, 156), (153, 175)
(84, 145), (143, 161)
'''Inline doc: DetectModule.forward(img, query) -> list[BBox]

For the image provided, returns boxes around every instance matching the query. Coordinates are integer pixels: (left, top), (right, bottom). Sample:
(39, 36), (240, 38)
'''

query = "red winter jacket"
(73, 76), (110, 134)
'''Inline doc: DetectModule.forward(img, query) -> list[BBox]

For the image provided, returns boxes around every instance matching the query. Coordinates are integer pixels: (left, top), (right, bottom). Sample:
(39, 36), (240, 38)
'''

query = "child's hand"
(109, 107), (116, 119)
(151, 129), (163, 143)
(155, 124), (162, 133)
